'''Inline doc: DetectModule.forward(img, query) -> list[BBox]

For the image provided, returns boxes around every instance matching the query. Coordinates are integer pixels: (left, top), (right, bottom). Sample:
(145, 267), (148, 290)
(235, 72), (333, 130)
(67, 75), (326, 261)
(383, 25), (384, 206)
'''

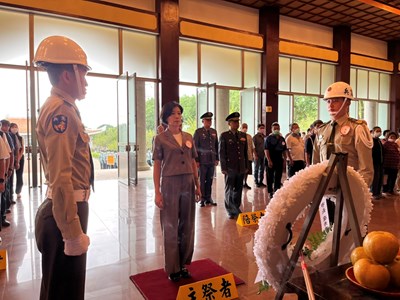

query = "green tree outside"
(293, 95), (318, 132)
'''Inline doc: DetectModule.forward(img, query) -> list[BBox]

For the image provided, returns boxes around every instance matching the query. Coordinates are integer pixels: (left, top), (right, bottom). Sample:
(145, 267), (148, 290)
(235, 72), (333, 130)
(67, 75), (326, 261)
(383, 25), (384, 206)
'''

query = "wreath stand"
(275, 152), (363, 300)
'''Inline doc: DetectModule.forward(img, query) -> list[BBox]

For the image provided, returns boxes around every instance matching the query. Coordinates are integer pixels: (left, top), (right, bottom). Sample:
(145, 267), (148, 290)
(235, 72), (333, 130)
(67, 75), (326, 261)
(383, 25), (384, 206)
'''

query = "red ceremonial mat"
(130, 258), (245, 300)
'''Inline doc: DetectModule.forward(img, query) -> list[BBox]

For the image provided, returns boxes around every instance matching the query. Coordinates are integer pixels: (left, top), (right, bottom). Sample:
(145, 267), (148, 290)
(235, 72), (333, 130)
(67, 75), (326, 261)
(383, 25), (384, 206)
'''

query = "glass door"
(196, 84), (208, 128)
(117, 73), (138, 186)
(240, 87), (260, 136)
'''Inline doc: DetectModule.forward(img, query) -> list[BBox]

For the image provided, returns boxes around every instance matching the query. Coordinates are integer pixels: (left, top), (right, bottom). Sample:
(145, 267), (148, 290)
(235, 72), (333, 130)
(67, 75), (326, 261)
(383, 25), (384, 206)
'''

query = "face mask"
(388, 138), (396, 143)
(10, 128), (18, 134)
(273, 130), (280, 135)
(374, 132), (381, 138)
(294, 129), (300, 135)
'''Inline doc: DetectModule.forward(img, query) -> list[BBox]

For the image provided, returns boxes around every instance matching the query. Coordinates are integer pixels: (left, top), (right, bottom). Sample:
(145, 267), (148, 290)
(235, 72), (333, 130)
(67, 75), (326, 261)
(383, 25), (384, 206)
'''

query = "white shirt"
(286, 133), (305, 161)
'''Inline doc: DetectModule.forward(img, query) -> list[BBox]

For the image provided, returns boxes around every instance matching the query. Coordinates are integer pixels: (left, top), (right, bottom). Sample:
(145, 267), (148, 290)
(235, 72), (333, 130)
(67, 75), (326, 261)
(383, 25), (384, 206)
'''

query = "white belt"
(46, 188), (90, 202)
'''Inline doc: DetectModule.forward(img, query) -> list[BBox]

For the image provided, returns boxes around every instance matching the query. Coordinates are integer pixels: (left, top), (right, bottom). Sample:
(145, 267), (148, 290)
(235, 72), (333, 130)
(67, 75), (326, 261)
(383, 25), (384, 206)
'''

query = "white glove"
(64, 233), (90, 256)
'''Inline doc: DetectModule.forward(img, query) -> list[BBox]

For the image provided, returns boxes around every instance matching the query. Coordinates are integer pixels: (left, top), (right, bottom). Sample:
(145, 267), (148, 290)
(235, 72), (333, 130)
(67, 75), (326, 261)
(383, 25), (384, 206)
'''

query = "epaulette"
(318, 121), (330, 129)
(349, 118), (367, 125)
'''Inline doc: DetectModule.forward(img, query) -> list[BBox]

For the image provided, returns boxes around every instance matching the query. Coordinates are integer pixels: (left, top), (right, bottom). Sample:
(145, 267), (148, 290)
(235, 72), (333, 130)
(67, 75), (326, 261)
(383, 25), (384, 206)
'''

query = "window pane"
(179, 40), (198, 83)
(362, 100), (377, 128)
(380, 73), (390, 101)
(278, 95), (291, 134)
(350, 68), (357, 98)
(356, 69), (368, 99)
(318, 98), (330, 122)
(321, 64), (335, 94)
(306, 62), (321, 95)
(378, 103), (389, 130)
(294, 95), (318, 133)
(244, 51), (261, 88)
(179, 85), (197, 134)
(123, 30), (157, 78)
(35, 15), (119, 74)
(349, 99), (358, 119)
(0, 10), (29, 65)
(291, 59), (306, 93)
(279, 57), (290, 92)
(0, 69), (28, 118)
(368, 71), (379, 100)
(201, 44), (241, 87)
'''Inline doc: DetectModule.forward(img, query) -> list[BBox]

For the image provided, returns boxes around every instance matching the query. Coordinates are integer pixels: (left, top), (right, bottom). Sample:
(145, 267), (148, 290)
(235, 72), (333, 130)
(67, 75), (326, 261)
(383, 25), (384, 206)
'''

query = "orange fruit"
(387, 255), (400, 287)
(363, 231), (399, 264)
(354, 258), (390, 290)
(350, 246), (369, 265)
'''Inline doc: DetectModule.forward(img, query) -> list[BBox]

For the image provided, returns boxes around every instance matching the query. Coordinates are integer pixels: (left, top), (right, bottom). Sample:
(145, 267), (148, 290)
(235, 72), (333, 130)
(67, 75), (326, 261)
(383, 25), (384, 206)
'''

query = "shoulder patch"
(52, 115), (68, 133)
(349, 118), (366, 125)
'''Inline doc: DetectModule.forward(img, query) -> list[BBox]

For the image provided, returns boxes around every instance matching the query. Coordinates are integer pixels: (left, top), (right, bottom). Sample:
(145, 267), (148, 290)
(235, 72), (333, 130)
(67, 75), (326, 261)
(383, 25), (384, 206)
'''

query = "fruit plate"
(346, 267), (400, 298)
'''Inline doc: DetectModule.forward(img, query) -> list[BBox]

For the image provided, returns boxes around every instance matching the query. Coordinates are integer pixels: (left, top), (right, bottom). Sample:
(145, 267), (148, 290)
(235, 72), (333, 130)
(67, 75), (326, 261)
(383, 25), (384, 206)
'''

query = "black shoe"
(180, 267), (191, 279)
(5, 209), (11, 214)
(269, 192), (274, 198)
(260, 183), (267, 187)
(1, 220), (10, 227)
(206, 199), (217, 206)
(168, 272), (181, 282)
(11, 200), (16, 205)
(228, 215), (235, 219)
(256, 184), (261, 188)
(200, 202), (205, 207)
(243, 183), (251, 189)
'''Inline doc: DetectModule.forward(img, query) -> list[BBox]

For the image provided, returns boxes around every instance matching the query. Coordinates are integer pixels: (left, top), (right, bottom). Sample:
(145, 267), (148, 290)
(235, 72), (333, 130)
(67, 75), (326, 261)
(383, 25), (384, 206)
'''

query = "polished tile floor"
(0, 170), (399, 299)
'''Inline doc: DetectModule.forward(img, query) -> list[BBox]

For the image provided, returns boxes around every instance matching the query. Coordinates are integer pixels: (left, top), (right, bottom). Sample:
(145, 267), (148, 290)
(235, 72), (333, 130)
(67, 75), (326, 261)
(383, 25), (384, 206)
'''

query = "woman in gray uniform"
(153, 101), (201, 282)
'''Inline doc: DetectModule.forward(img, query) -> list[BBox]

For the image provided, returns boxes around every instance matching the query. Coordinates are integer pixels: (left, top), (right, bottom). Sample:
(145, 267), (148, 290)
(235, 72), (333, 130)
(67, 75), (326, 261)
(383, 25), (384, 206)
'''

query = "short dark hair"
(0, 119), (10, 126)
(257, 124), (265, 129)
(289, 123), (298, 130)
(271, 122), (279, 128)
(386, 131), (398, 139)
(160, 101), (183, 125)
(312, 120), (323, 128)
(45, 63), (74, 86)
(372, 126), (381, 131)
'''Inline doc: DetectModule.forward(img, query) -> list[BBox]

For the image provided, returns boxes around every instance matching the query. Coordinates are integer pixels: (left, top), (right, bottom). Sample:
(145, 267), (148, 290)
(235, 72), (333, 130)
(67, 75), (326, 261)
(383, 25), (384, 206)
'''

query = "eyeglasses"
(324, 98), (344, 104)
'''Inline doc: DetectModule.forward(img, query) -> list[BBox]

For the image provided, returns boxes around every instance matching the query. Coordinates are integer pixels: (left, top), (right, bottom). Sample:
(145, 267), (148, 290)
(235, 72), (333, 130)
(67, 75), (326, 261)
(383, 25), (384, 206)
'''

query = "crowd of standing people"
(0, 120), (24, 229)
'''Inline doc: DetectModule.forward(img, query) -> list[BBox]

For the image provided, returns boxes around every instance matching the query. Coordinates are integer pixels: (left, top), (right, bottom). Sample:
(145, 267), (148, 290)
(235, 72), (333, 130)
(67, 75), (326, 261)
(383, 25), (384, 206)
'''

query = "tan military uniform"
(312, 114), (374, 185)
(36, 87), (92, 240)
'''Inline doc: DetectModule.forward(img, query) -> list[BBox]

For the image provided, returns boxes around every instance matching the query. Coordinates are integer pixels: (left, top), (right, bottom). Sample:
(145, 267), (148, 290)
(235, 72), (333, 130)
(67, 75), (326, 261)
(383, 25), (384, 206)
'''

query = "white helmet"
(34, 35), (90, 70)
(323, 81), (354, 100)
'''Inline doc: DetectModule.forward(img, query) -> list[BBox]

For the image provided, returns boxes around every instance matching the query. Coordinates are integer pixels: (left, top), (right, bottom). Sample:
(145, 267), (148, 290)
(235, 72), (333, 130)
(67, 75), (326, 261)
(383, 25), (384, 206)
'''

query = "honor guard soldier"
(193, 112), (219, 207)
(219, 112), (248, 219)
(313, 81), (373, 225)
(34, 36), (94, 300)
(313, 81), (374, 186)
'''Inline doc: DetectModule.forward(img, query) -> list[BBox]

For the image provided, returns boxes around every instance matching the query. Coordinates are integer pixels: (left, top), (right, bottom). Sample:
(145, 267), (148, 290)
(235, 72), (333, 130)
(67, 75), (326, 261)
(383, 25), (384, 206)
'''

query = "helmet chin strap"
(73, 64), (85, 100)
(330, 98), (348, 118)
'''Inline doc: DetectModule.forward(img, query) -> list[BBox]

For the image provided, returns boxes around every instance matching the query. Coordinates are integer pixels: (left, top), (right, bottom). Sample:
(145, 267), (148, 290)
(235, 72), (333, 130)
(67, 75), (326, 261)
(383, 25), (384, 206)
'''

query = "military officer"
(219, 112), (248, 219)
(193, 112), (219, 207)
(313, 81), (374, 186)
(34, 36), (93, 300)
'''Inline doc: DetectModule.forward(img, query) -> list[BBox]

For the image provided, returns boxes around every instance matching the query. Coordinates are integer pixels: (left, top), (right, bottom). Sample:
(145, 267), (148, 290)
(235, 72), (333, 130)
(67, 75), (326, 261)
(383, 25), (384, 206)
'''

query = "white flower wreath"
(253, 161), (373, 290)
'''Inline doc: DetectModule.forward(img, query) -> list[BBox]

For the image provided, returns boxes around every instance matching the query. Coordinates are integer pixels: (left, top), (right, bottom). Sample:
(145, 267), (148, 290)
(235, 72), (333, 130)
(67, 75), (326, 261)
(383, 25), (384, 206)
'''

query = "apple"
(353, 258), (390, 290)
(363, 231), (399, 264)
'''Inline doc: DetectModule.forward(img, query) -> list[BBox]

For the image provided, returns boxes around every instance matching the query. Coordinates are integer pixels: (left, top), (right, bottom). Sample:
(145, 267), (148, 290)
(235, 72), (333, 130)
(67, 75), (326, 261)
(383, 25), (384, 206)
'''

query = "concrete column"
(136, 81), (150, 171)
(216, 88), (230, 136)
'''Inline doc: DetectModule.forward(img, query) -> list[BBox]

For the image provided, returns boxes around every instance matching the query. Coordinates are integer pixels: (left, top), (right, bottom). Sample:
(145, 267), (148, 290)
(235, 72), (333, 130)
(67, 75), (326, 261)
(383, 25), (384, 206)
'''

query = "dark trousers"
(383, 168), (398, 193)
(8, 170), (14, 202)
(287, 160), (305, 178)
(15, 155), (24, 194)
(199, 163), (215, 201)
(224, 171), (244, 217)
(267, 158), (283, 193)
(371, 163), (383, 196)
(1, 176), (11, 218)
(253, 157), (265, 184)
(35, 199), (89, 300)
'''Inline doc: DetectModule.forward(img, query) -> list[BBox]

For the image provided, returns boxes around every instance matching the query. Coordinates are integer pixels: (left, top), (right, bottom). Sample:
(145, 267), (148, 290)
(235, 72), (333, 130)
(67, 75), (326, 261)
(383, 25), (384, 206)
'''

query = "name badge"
(340, 125), (350, 136)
